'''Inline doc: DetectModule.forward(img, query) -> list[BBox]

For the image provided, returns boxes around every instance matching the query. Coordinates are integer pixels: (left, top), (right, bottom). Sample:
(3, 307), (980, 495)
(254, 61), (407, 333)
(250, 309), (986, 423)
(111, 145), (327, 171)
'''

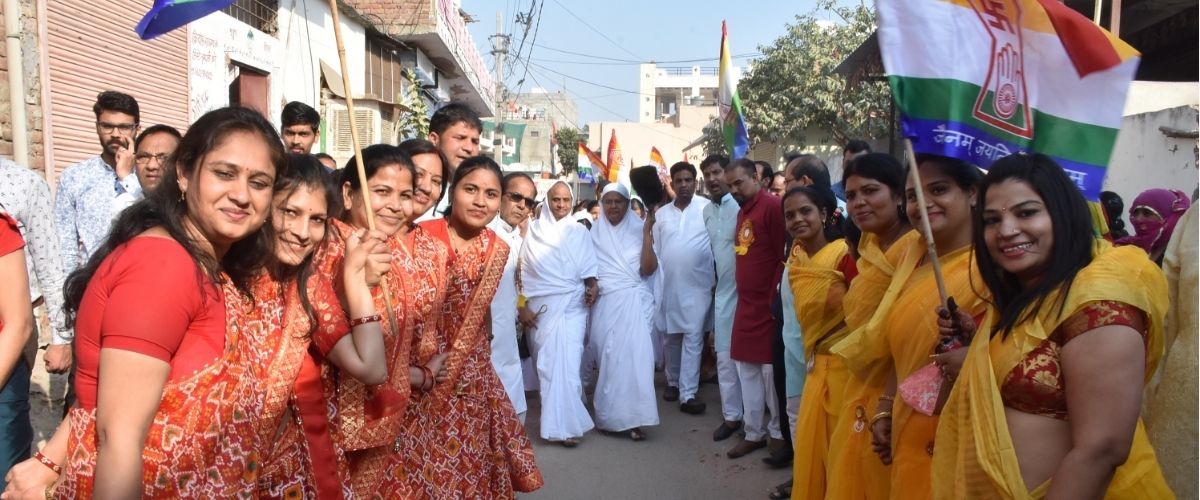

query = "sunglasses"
(506, 192), (536, 208)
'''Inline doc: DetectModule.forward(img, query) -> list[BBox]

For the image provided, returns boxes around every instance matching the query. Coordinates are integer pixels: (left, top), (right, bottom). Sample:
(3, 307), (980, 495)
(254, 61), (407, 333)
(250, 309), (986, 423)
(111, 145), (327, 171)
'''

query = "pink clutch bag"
(898, 362), (943, 416)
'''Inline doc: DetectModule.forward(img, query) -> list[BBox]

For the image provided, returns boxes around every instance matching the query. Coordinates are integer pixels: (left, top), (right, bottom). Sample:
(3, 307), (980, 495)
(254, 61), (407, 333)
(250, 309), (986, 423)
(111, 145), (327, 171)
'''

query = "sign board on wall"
(188, 12), (282, 122)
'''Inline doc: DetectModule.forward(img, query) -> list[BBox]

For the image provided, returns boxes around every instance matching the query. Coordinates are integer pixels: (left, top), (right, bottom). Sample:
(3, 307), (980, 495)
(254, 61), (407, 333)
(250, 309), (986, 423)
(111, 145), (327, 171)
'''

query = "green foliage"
(739, 1), (890, 147)
(701, 118), (725, 158)
(554, 126), (581, 174)
(399, 69), (430, 139)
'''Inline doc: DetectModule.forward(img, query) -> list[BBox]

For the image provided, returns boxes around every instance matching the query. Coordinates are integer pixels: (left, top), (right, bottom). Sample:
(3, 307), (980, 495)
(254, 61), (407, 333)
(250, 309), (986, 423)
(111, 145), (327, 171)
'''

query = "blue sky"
(465, 0), (849, 127)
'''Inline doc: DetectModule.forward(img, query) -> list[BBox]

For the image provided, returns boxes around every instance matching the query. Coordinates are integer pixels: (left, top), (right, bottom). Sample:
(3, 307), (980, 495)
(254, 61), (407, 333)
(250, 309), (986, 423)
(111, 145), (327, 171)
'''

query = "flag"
(606, 131), (623, 183)
(718, 21), (750, 159)
(136, 0), (234, 40)
(649, 147), (668, 178)
(578, 141), (606, 184)
(877, 0), (1139, 200)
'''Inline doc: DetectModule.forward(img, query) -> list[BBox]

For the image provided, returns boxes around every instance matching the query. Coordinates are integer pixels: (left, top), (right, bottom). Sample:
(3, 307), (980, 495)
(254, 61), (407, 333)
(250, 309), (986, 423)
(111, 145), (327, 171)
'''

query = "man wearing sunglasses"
(488, 172), (538, 424)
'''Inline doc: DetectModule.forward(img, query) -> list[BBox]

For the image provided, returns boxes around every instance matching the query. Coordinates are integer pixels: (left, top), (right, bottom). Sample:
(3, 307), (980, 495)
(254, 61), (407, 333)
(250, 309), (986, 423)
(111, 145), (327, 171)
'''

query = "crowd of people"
(0, 88), (1193, 499)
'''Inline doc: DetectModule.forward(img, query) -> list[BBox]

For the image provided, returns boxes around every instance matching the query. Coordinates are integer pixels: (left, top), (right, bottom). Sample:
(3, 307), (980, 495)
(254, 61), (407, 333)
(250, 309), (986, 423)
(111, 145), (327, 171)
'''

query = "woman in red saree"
(317, 143), (452, 496)
(244, 155), (393, 499)
(3, 107), (284, 498)
(382, 156), (542, 497)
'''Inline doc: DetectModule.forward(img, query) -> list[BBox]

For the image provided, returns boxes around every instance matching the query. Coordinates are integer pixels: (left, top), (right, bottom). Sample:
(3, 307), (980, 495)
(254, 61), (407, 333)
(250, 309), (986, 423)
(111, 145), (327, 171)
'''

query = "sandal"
(768, 480), (792, 499)
(629, 428), (646, 441)
(561, 438), (580, 448)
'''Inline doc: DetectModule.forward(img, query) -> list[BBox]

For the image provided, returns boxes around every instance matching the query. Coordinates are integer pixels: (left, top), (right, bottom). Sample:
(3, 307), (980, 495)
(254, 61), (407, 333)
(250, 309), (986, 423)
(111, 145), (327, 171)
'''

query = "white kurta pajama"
(653, 196), (715, 403)
(487, 215), (527, 419)
(520, 181), (598, 441)
(704, 192), (742, 422)
(589, 185), (659, 432)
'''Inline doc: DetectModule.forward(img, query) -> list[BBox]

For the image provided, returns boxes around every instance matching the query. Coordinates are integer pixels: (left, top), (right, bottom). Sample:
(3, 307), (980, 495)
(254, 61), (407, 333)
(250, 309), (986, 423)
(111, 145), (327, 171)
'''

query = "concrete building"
(481, 88), (578, 175)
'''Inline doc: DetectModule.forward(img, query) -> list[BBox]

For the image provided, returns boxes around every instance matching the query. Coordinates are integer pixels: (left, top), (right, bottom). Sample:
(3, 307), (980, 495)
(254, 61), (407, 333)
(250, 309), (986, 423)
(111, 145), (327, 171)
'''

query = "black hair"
(728, 158), (758, 179)
(844, 139), (871, 155)
(1099, 190), (1129, 239)
(93, 90), (140, 123)
(584, 199), (599, 212)
(313, 152), (335, 162)
(973, 153), (1095, 337)
(699, 154), (730, 171)
(281, 101), (321, 132)
(134, 124), (182, 150)
(782, 186), (844, 241)
(843, 152), (911, 227)
(669, 161), (697, 179)
(912, 153), (983, 192)
(787, 154), (832, 190)
(64, 106), (286, 327)
(274, 154), (338, 337)
(339, 144), (415, 192)
(429, 102), (483, 135)
(398, 138), (449, 202)
(502, 172), (536, 195)
(754, 160), (774, 180)
(843, 216), (863, 258)
(446, 155), (504, 218)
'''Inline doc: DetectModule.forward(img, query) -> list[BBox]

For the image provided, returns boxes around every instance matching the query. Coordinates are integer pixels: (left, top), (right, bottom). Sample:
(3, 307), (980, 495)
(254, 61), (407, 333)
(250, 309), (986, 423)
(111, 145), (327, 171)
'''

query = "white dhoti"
(527, 291), (595, 440)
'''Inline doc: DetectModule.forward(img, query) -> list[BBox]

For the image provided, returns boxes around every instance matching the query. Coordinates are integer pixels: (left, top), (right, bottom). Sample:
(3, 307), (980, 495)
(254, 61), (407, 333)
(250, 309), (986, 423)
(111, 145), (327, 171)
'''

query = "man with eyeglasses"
(487, 172), (538, 424)
(111, 125), (182, 217)
(52, 90), (142, 406)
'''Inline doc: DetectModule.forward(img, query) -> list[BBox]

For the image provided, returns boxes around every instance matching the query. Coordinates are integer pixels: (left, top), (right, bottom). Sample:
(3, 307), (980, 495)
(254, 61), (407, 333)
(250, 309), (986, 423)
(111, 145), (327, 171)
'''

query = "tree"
(700, 118), (725, 158)
(739, 1), (890, 148)
(555, 126), (580, 175)
(398, 68), (430, 140)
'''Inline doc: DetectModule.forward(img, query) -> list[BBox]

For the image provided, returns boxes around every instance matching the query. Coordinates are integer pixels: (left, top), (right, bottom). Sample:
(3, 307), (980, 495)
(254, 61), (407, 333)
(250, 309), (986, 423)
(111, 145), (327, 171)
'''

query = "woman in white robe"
(589, 183), (660, 439)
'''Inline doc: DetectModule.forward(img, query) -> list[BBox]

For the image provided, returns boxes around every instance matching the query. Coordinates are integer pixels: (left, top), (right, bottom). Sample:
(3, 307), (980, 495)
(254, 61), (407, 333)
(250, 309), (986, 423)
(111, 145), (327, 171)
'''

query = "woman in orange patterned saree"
(385, 156), (542, 497)
(932, 154), (1171, 499)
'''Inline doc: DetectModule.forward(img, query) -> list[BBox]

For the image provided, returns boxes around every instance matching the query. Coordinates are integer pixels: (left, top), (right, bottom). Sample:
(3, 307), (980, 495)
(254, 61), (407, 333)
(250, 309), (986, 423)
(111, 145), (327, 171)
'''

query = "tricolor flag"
(136, 0), (234, 40)
(718, 21), (750, 159)
(878, 0), (1139, 200)
(578, 141), (606, 184)
(606, 131), (623, 183)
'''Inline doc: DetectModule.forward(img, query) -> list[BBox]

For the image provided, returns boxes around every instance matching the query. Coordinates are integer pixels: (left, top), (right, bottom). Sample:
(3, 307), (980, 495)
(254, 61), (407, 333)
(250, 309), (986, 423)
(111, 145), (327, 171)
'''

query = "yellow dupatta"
(881, 240), (989, 500)
(789, 238), (851, 358)
(932, 242), (1171, 499)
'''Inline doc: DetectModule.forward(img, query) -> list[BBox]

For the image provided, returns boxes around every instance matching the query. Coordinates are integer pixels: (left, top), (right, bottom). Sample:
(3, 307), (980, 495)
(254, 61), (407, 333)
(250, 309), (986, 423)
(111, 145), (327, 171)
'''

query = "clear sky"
(464, 0), (850, 128)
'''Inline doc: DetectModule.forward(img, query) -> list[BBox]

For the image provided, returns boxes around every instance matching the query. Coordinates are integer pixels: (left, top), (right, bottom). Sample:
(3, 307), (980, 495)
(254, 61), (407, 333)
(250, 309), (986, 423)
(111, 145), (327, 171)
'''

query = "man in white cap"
(589, 183), (660, 441)
(520, 181), (598, 447)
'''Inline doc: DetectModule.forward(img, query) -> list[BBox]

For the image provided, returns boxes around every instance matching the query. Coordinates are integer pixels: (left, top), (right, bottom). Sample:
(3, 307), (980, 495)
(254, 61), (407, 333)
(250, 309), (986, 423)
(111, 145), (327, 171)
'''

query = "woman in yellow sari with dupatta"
(933, 153), (1172, 499)
(826, 153), (918, 500)
(782, 186), (855, 500)
(866, 154), (987, 500)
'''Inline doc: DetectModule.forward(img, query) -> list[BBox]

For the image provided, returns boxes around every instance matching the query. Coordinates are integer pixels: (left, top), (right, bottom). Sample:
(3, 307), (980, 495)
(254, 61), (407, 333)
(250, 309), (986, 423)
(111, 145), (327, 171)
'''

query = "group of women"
(782, 151), (1179, 499)
(1, 106), (542, 498)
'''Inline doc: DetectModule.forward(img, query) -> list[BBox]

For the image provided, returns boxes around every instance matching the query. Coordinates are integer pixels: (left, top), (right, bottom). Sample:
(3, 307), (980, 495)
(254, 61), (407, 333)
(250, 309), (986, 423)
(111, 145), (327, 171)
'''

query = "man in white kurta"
(488, 173), (538, 422)
(653, 162), (715, 414)
(589, 183), (660, 436)
(520, 181), (598, 445)
(701, 155), (745, 440)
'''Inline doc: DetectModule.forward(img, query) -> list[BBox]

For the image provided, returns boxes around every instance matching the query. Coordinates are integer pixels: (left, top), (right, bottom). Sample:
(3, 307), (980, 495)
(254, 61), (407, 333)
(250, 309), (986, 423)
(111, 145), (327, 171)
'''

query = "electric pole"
(489, 13), (510, 165)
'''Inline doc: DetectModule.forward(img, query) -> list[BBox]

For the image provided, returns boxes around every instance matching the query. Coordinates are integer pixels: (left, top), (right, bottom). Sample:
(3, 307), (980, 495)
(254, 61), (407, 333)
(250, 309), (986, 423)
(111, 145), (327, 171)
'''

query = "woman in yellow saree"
(782, 186), (855, 500)
(867, 154), (987, 500)
(826, 153), (918, 500)
(933, 153), (1172, 499)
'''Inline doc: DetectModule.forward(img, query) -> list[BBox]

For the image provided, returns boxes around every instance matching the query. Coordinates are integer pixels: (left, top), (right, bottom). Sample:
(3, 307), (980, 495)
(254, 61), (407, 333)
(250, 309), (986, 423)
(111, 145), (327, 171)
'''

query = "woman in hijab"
(1116, 188), (1191, 265)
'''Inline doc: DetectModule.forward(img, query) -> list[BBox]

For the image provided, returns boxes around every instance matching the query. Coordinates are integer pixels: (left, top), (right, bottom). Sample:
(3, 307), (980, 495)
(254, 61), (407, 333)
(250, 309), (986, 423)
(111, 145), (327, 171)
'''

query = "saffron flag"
(136, 0), (234, 40)
(649, 147), (668, 178)
(606, 131), (623, 183)
(718, 21), (750, 159)
(578, 141), (606, 184)
(877, 0), (1139, 200)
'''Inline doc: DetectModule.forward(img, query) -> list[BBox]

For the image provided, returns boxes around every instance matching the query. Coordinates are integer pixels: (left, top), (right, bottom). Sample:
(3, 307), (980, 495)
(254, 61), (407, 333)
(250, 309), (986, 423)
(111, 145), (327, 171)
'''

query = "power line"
(530, 53), (761, 66)
(548, 0), (644, 61)
(526, 60), (658, 97)
(511, 0), (544, 96)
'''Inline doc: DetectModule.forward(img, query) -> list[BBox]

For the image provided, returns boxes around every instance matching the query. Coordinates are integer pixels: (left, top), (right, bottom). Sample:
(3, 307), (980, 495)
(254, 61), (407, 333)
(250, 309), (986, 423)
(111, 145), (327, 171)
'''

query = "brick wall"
(0, 0), (46, 173)
(344, 0), (434, 32)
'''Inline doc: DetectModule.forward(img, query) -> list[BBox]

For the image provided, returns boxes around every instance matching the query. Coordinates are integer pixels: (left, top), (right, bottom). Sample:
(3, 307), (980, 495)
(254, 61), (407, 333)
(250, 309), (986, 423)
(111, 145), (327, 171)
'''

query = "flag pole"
(903, 138), (950, 308)
(328, 0), (399, 329)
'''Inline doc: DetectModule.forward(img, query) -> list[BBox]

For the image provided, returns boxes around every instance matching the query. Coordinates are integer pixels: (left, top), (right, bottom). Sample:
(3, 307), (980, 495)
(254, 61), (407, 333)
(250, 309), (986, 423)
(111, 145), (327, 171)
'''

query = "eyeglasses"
(135, 153), (170, 165)
(97, 121), (137, 134)
(506, 192), (536, 208)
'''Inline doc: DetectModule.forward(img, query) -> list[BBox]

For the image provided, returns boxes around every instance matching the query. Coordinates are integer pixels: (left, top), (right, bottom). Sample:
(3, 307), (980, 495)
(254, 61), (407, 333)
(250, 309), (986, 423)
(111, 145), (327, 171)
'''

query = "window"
(222, 0), (279, 34)
(530, 130), (540, 138)
(365, 35), (405, 103)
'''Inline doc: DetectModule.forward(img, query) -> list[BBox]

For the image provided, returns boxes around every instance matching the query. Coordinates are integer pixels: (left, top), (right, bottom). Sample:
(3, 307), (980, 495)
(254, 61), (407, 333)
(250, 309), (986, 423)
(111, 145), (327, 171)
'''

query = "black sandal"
(768, 480), (792, 499)
(629, 428), (646, 441)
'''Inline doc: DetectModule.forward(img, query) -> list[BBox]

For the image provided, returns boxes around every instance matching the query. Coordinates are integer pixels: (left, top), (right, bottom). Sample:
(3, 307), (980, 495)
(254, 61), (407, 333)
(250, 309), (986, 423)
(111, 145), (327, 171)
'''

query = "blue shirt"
(703, 192), (739, 352)
(54, 156), (142, 278)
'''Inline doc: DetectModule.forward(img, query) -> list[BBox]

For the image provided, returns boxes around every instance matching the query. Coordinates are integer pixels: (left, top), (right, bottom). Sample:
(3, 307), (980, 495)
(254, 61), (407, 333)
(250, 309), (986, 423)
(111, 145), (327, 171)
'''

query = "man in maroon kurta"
(724, 158), (786, 458)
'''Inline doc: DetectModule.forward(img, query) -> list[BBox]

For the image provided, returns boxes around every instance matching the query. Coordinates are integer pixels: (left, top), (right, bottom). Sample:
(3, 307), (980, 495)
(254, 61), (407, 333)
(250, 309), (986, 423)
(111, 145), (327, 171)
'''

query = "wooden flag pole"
(903, 139), (950, 308)
(328, 0), (399, 331)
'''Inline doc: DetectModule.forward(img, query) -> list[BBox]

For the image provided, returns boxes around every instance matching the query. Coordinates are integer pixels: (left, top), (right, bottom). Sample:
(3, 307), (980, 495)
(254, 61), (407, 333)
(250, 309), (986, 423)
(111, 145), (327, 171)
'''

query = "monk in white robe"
(590, 183), (660, 439)
(488, 173), (538, 422)
(521, 181), (598, 446)
(653, 163), (715, 413)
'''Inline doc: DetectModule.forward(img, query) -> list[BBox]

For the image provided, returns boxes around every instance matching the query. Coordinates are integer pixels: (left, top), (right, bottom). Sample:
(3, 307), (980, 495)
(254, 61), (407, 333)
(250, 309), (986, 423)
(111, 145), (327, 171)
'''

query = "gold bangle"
(869, 411), (892, 429)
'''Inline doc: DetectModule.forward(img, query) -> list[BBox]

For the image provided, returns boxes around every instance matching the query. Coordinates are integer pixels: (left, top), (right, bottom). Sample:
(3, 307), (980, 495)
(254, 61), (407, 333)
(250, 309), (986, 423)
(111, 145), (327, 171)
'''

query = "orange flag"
(606, 131), (623, 182)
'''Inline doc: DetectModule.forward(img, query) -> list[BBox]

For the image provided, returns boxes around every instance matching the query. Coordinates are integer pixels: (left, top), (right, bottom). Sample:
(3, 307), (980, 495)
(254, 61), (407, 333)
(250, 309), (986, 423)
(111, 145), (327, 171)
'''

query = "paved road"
(522, 373), (790, 500)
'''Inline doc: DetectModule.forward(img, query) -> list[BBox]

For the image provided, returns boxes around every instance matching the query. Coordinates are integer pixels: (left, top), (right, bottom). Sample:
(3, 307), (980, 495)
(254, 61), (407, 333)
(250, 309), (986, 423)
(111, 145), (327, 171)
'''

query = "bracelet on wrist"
(349, 314), (382, 328)
(869, 411), (892, 429)
(34, 450), (62, 474)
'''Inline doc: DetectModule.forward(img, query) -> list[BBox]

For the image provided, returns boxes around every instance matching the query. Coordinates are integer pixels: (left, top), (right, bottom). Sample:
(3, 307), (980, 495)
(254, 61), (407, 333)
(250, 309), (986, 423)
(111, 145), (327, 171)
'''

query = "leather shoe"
(761, 438), (793, 468)
(680, 398), (706, 415)
(726, 438), (766, 458)
(663, 386), (679, 402)
(712, 421), (742, 442)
